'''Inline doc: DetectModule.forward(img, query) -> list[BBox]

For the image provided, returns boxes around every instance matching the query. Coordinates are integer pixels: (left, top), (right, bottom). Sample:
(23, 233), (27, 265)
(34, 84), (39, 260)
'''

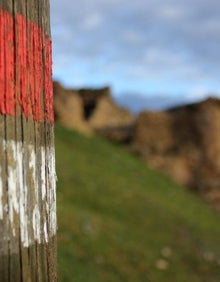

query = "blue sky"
(50, 0), (220, 111)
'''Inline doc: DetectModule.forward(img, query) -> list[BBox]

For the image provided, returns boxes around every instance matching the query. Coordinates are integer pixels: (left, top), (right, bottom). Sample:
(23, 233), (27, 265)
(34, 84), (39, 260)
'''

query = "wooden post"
(0, 0), (57, 281)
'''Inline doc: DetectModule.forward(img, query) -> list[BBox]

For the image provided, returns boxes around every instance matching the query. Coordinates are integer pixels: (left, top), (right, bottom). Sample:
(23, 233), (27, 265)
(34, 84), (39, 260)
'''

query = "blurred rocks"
(54, 81), (91, 134)
(53, 81), (135, 138)
(53, 82), (220, 211)
(132, 98), (220, 211)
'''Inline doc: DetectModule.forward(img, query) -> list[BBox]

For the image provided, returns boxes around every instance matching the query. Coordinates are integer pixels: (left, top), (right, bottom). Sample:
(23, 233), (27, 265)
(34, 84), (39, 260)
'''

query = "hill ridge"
(54, 82), (220, 212)
(56, 125), (220, 282)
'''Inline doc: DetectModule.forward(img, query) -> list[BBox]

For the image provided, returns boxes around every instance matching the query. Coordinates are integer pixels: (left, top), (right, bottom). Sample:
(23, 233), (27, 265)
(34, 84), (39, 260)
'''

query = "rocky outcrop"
(53, 82), (135, 135)
(132, 98), (220, 211)
(89, 94), (135, 129)
(53, 81), (220, 211)
(53, 81), (91, 133)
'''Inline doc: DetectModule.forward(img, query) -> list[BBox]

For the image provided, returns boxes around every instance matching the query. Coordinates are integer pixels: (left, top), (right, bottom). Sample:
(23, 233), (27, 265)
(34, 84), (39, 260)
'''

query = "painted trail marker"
(0, 0), (57, 281)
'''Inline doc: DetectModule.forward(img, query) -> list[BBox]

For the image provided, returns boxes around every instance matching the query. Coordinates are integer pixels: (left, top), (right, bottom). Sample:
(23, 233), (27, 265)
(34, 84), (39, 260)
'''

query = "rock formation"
(53, 82), (135, 135)
(132, 98), (220, 211)
(53, 81), (91, 133)
(53, 81), (220, 211)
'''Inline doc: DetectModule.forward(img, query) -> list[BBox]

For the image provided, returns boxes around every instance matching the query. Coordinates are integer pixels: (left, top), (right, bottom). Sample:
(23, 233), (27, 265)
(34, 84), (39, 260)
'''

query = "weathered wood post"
(0, 0), (57, 281)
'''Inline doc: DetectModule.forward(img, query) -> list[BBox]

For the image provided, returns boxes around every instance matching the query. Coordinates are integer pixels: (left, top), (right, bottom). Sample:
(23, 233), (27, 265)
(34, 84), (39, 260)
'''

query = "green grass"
(55, 125), (220, 282)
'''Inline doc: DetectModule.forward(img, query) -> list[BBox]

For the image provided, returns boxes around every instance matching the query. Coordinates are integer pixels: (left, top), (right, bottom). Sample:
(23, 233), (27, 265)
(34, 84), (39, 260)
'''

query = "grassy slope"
(55, 125), (220, 282)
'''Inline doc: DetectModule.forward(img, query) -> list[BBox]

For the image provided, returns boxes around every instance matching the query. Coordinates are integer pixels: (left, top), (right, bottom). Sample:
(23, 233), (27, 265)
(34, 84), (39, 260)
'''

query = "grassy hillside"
(55, 125), (220, 282)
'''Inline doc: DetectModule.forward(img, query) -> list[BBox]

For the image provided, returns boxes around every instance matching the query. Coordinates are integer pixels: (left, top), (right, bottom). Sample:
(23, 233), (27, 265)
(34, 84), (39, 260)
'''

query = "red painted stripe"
(0, 9), (54, 123)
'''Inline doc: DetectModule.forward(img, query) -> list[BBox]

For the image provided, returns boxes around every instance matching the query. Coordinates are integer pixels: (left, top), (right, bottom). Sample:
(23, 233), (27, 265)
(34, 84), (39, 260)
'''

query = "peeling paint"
(0, 8), (54, 123)
(0, 139), (56, 247)
(41, 148), (46, 201)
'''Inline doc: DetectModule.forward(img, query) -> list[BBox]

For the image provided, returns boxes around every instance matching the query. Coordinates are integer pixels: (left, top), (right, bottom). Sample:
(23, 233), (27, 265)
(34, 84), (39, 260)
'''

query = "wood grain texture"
(0, 0), (51, 35)
(0, 0), (57, 281)
(0, 6), (53, 123)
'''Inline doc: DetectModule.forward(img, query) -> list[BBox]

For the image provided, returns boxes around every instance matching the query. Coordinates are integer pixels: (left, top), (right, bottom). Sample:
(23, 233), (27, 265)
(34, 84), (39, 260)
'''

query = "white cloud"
(186, 86), (220, 102)
(81, 13), (103, 30)
(186, 87), (211, 101)
(158, 4), (186, 21)
(50, 0), (220, 102)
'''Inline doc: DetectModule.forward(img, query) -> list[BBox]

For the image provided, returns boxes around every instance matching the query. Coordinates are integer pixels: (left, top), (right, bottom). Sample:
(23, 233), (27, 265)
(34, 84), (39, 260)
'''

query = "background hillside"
(56, 125), (220, 282)
(54, 82), (220, 212)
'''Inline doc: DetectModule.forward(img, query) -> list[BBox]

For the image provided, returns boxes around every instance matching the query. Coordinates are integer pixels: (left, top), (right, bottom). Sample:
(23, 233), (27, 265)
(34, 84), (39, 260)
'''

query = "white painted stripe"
(0, 139), (57, 248)
(41, 148), (46, 201)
